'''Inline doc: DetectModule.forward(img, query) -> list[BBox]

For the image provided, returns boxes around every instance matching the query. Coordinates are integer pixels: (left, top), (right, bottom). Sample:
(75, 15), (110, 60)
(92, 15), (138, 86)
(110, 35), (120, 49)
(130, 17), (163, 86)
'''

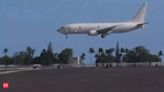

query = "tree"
(80, 53), (85, 61)
(13, 51), (26, 65)
(120, 48), (125, 62)
(58, 48), (73, 64)
(26, 46), (35, 57)
(123, 50), (137, 62)
(98, 48), (104, 56)
(33, 56), (40, 64)
(80, 53), (85, 64)
(120, 48), (125, 54)
(123, 46), (161, 62)
(2, 48), (11, 65)
(125, 48), (129, 54)
(46, 42), (55, 65)
(53, 53), (59, 64)
(24, 46), (35, 65)
(106, 48), (114, 55)
(3, 48), (8, 55)
(148, 54), (161, 62)
(40, 42), (57, 65)
(1, 55), (10, 65)
(3, 48), (8, 54)
(40, 49), (47, 65)
(89, 48), (95, 62)
(134, 46), (150, 62)
(158, 50), (163, 57)
(95, 47), (115, 64)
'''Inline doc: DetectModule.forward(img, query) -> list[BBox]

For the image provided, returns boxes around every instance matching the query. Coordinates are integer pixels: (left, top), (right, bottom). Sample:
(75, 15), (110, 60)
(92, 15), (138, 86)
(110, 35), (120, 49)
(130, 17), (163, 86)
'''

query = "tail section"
(132, 2), (147, 23)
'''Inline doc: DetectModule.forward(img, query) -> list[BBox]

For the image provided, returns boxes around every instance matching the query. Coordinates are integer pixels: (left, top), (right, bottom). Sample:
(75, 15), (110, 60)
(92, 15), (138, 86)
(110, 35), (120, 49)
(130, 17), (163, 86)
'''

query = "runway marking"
(0, 68), (36, 75)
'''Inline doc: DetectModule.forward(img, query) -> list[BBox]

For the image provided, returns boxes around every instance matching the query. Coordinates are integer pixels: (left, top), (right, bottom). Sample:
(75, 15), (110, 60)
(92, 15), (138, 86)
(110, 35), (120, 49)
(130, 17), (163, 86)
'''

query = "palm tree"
(89, 48), (95, 62)
(106, 48), (114, 55)
(80, 53), (85, 64)
(25, 46), (35, 65)
(125, 48), (129, 54)
(2, 48), (10, 66)
(26, 46), (35, 57)
(98, 48), (104, 56)
(120, 48), (125, 62)
(120, 48), (125, 54)
(158, 50), (163, 57)
(3, 48), (8, 55)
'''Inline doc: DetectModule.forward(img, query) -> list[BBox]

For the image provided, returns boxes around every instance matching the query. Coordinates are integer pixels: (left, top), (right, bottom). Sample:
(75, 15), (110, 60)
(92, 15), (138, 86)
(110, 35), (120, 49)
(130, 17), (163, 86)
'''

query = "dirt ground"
(1, 67), (164, 92)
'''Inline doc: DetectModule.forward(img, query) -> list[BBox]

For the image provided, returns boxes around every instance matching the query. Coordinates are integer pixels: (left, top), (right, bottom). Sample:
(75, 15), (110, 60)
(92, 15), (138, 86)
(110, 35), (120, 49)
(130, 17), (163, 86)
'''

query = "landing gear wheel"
(101, 35), (105, 38)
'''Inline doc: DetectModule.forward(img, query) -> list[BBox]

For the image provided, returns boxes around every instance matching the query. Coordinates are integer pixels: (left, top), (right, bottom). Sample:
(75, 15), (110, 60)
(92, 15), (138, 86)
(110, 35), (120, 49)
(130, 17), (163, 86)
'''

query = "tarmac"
(0, 67), (164, 92)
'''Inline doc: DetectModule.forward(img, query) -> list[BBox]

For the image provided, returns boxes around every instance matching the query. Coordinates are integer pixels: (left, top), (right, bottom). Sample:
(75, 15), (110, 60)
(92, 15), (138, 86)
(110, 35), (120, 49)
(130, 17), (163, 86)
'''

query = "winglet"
(132, 2), (147, 23)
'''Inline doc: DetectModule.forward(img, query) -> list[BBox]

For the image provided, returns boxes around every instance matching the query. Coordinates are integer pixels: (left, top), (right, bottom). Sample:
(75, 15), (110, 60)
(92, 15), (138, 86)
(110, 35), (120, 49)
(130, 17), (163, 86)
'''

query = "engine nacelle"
(88, 30), (98, 36)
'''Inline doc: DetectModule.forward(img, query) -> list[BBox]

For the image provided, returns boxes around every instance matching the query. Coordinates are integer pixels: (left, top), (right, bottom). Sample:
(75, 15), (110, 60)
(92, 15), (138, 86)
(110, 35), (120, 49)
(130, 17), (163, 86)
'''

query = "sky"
(0, 0), (163, 64)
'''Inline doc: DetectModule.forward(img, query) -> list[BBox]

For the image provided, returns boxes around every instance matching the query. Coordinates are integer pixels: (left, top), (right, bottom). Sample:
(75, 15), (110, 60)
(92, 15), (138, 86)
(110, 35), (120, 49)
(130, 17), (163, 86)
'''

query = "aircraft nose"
(57, 26), (70, 35)
(57, 27), (65, 34)
(57, 27), (63, 32)
(57, 29), (60, 32)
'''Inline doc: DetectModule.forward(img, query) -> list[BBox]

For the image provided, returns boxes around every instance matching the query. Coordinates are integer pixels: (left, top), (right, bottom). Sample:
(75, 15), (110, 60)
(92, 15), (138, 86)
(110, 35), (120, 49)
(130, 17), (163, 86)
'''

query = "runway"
(1, 67), (164, 92)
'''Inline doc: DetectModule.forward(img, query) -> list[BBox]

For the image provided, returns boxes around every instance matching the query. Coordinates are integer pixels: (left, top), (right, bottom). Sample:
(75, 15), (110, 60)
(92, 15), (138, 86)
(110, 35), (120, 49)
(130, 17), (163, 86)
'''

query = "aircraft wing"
(97, 25), (118, 34)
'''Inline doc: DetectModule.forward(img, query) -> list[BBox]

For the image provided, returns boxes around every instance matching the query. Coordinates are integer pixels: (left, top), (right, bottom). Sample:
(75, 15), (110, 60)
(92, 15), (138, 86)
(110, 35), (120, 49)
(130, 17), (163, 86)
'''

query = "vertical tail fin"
(132, 2), (147, 23)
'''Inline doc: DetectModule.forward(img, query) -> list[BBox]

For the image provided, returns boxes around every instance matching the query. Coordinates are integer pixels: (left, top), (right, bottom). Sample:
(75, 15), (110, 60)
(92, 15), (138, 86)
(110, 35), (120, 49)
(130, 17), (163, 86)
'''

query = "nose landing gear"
(101, 34), (106, 38)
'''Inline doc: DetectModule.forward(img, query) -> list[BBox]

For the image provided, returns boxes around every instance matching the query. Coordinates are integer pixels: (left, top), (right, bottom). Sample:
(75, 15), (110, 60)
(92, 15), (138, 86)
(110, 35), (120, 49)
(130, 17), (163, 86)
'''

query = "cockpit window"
(61, 27), (65, 29)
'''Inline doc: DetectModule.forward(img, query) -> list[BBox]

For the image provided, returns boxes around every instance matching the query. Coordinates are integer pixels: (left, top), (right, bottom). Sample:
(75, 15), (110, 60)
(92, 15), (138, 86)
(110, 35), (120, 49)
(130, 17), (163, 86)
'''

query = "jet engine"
(88, 30), (98, 36)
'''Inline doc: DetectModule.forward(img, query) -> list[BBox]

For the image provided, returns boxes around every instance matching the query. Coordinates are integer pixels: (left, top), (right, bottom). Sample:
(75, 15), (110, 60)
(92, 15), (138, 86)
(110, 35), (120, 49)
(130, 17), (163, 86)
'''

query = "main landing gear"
(101, 35), (106, 38)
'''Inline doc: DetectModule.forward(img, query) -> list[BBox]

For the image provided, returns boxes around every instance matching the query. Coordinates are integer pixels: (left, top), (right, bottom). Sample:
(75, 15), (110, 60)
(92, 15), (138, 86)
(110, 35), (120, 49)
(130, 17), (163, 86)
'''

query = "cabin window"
(79, 26), (82, 30)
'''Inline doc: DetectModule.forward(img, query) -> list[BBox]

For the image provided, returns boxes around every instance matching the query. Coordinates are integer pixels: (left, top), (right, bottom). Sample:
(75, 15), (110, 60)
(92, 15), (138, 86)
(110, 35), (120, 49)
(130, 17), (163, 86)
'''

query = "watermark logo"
(2, 82), (9, 89)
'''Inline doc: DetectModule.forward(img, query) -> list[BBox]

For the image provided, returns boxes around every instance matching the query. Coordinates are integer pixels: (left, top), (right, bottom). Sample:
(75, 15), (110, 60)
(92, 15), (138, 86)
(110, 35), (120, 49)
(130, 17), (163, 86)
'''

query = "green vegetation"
(58, 48), (73, 64)
(0, 42), (163, 65)
(89, 48), (95, 62)
(95, 42), (162, 64)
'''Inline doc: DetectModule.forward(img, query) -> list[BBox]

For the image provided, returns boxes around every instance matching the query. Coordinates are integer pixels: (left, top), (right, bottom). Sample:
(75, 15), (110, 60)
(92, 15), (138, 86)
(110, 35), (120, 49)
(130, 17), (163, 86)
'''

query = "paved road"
(0, 67), (164, 92)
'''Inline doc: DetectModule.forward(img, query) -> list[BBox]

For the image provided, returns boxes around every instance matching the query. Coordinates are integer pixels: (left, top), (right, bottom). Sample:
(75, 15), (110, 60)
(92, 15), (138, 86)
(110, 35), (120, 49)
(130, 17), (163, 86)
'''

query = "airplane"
(57, 2), (148, 38)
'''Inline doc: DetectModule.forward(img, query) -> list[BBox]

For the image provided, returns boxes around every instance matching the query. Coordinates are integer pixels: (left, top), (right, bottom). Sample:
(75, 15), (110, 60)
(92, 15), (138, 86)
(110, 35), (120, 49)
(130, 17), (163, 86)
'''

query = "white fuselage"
(58, 22), (140, 35)
(57, 2), (147, 38)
